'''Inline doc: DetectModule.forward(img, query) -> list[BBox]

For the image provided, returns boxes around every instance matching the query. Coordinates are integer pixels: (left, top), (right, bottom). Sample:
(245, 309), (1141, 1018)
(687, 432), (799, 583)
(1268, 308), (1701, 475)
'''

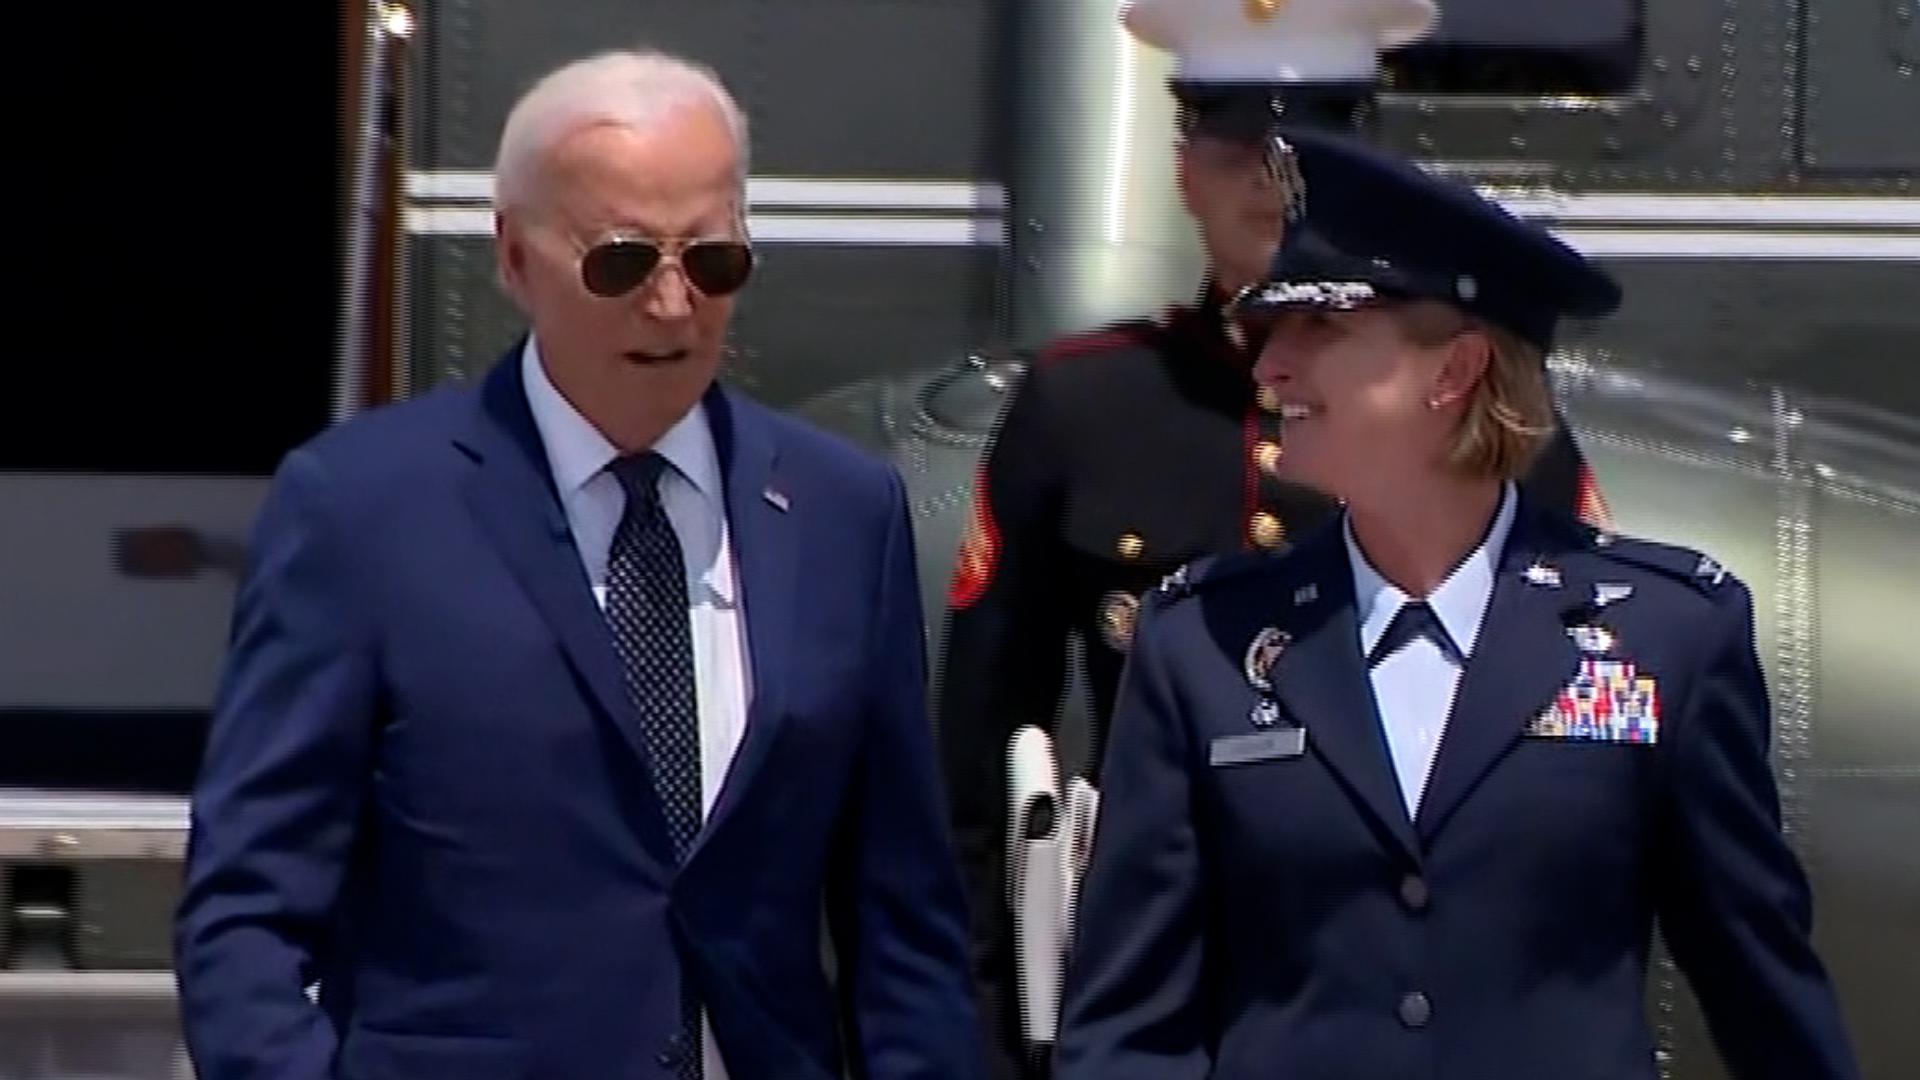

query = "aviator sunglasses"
(571, 233), (756, 299)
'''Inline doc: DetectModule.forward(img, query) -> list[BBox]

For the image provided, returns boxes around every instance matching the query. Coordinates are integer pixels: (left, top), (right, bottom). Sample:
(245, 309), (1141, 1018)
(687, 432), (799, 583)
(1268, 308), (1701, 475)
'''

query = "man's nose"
(640, 261), (695, 320)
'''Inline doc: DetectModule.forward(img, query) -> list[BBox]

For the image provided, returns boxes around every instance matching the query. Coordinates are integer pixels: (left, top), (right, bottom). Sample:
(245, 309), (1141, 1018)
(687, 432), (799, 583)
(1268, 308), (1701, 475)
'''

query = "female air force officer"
(1054, 126), (1859, 1080)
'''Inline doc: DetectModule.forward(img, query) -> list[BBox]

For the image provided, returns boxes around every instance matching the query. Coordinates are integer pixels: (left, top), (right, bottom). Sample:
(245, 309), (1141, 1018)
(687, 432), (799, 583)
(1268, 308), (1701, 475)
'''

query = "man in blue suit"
(175, 47), (984, 1080)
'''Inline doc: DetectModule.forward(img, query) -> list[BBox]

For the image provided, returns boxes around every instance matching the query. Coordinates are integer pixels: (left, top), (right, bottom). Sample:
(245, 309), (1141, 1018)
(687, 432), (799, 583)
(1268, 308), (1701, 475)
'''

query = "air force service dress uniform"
(935, 5), (1612, 1071)
(1054, 127), (1861, 1079)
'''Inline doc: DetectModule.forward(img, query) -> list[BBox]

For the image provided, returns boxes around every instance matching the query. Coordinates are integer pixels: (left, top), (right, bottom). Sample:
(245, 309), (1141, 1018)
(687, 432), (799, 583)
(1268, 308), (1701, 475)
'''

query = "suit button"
(1399, 874), (1429, 912)
(1399, 990), (1431, 1029)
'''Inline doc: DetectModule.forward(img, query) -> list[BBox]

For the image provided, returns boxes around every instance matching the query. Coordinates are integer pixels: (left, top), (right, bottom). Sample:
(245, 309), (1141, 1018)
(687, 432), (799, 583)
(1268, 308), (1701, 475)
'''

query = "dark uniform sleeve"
(1053, 597), (1211, 1080)
(1522, 411), (1613, 528)
(934, 362), (1078, 1076)
(1652, 581), (1861, 1079)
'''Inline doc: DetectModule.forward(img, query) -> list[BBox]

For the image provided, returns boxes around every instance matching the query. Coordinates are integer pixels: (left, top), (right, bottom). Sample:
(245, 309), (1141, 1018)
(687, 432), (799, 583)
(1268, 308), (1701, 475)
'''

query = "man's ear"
(1430, 327), (1492, 410)
(494, 210), (527, 301)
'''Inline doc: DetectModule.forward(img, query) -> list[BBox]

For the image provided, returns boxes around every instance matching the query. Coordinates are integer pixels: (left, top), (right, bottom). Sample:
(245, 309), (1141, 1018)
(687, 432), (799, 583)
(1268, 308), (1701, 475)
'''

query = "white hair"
(493, 48), (751, 211)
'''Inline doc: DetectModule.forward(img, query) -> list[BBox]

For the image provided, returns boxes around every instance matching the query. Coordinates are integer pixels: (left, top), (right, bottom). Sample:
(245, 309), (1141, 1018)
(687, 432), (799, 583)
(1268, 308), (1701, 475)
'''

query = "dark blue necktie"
(606, 451), (704, 1080)
(1368, 600), (1464, 668)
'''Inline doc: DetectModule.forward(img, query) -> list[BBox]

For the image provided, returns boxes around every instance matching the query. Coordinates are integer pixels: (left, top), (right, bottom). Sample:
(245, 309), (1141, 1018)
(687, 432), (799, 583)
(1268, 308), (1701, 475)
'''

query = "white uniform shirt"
(522, 337), (749, 1079)
(1345, 482), (1516, 820)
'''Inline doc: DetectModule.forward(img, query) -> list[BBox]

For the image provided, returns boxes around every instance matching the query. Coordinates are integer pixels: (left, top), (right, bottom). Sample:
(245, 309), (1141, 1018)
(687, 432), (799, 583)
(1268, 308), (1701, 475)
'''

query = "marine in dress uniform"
(1054, 124), (1860, 1080)
(934, 1), (1609, 1073)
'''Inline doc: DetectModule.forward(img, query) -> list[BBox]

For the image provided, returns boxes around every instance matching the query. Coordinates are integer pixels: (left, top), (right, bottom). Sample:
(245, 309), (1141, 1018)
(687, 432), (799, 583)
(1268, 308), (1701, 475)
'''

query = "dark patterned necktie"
(1367, 600), (1464, 668)
(605, 451), (704, 1080)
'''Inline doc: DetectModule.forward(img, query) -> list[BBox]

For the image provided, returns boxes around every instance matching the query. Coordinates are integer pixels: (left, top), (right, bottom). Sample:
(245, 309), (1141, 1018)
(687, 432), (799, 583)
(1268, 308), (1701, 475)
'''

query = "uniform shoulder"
(1579, 525), (1746, 601)
(1030, 315), (1168, 369)
(1144, 548), (1283, 608)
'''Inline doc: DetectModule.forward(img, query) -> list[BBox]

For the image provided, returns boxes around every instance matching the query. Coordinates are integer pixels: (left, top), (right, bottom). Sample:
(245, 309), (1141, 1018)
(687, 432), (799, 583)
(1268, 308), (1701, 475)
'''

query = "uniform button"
(1399, 990), (1431, 1029)
(1116, 531), (1145, 560)
(1253, 440), (1283, 475)
(1399, 874), (1429, 913)
(1258, 385), (1284, 413)
(1250, 512), (1285, 550)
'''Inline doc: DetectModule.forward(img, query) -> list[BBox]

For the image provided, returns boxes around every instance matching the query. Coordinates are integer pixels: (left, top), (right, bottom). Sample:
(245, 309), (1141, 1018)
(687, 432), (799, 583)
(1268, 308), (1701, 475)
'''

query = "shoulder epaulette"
(1149, 550), (1276, 606)
(1035, 320), (1159, 367)
(1587, 528), (1741, 594)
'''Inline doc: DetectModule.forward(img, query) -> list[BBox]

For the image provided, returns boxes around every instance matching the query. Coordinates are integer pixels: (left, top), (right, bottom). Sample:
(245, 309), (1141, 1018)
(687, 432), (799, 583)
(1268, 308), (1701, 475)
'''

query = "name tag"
(1210, 728), (1307, 766)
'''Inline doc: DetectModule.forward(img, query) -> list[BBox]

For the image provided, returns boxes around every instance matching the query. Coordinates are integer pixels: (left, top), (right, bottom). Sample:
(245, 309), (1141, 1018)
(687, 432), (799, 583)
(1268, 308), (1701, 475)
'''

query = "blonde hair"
(1394, 302), (1556, 480)
(493, 48), (750, 211)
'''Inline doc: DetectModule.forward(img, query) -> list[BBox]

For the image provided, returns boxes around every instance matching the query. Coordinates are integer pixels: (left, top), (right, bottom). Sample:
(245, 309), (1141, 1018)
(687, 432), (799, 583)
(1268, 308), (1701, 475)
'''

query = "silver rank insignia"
(1522, 562), (1563, 588)
(1159, 565), (1191, 596)
(1695, 555), (1728, 585)
(1243, 627), (1291, 694)
(1098, 590), (1143, 653)
(1567, 624), (1618, 656)
(1293, 583), (1319, 607)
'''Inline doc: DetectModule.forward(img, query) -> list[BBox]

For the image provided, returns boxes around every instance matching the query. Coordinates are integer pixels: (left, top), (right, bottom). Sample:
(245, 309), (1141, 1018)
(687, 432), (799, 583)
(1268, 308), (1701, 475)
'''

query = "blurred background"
(1, 1), (1914, 1076)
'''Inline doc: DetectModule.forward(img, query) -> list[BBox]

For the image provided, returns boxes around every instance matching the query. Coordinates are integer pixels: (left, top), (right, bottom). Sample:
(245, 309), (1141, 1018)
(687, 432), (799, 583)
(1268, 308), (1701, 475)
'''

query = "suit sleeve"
(1653, 581), (1861, 1080)
(827, 466), (989, 1080)
(931, 363), (1077, 1073)
(173, 447), (377, 1080)
(1053, 599), (1211, 1080)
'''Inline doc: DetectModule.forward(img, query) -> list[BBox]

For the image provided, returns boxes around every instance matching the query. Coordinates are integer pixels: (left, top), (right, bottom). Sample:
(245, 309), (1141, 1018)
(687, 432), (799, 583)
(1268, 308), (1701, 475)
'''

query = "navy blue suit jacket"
(175, 348), (985, 1080)
(1056, 496), (1858, 1080)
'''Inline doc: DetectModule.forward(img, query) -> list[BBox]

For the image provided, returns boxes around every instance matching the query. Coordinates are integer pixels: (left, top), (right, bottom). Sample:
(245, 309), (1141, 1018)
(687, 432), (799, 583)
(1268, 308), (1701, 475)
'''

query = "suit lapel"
(456, 352), (668, 794)
(1415, 503), (1586, 842)
(689, 384), (794, 861)
(1270, 532), (1422, 863)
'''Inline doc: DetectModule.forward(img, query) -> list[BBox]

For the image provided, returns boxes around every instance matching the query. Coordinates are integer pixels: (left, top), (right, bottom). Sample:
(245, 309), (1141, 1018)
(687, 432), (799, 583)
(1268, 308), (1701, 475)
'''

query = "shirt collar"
(520, 335), (723, 509)
(1347, 481), (1517, 662)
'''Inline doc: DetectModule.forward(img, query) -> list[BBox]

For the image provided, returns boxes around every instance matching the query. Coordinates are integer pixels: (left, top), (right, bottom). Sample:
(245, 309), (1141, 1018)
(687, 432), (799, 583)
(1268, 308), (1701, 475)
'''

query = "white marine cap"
(1122, 0), (1439, 83)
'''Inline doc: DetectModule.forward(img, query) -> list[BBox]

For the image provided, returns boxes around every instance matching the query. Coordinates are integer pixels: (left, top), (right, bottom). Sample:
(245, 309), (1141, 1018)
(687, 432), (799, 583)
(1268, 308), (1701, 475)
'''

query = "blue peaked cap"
(1232, 126), (1622, 351)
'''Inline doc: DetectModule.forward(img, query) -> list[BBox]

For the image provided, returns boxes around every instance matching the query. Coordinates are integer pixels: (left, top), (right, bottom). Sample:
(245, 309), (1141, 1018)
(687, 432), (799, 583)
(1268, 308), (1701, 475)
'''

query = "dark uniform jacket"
(1054, 495), (1859, 1080)
(934, 282), (1604, 1074)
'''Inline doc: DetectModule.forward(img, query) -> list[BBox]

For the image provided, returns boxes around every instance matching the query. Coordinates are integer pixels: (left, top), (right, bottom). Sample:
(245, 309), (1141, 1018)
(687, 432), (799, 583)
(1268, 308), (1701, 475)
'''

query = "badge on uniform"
(1526, 657), (1660, 744)
(1241, 626), (1295, 732)
(1243, 627), (1289, 691)
(1566, 623), (1617, 656)
(1099, 590), (1143, 653)
(1211, 727), (1306, 766)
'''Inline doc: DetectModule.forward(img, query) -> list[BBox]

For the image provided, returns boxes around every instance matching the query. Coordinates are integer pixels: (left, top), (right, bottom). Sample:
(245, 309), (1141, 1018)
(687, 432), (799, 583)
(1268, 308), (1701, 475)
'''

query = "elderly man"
(174, 48), (984, 1080)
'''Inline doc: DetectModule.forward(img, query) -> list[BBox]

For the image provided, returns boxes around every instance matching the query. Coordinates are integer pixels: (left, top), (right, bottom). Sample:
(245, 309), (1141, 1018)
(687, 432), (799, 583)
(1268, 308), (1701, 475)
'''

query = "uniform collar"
(1347, 480), (1517, 662)
(520, 335), (723, 509)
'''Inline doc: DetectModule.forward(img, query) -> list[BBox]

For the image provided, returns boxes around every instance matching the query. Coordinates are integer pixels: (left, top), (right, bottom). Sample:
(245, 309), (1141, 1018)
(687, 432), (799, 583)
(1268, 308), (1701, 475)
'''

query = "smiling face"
(495, 100), (745, 449)
(1247, 302), (1494, 505)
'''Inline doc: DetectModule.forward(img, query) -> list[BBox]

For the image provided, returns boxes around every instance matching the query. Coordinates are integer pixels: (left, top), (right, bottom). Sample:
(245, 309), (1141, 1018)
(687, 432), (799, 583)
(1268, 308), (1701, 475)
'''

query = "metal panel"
(412, 0), (1004, 178)
(1803, 0), (1920, 172)
(1373, 0), (1742, 187)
